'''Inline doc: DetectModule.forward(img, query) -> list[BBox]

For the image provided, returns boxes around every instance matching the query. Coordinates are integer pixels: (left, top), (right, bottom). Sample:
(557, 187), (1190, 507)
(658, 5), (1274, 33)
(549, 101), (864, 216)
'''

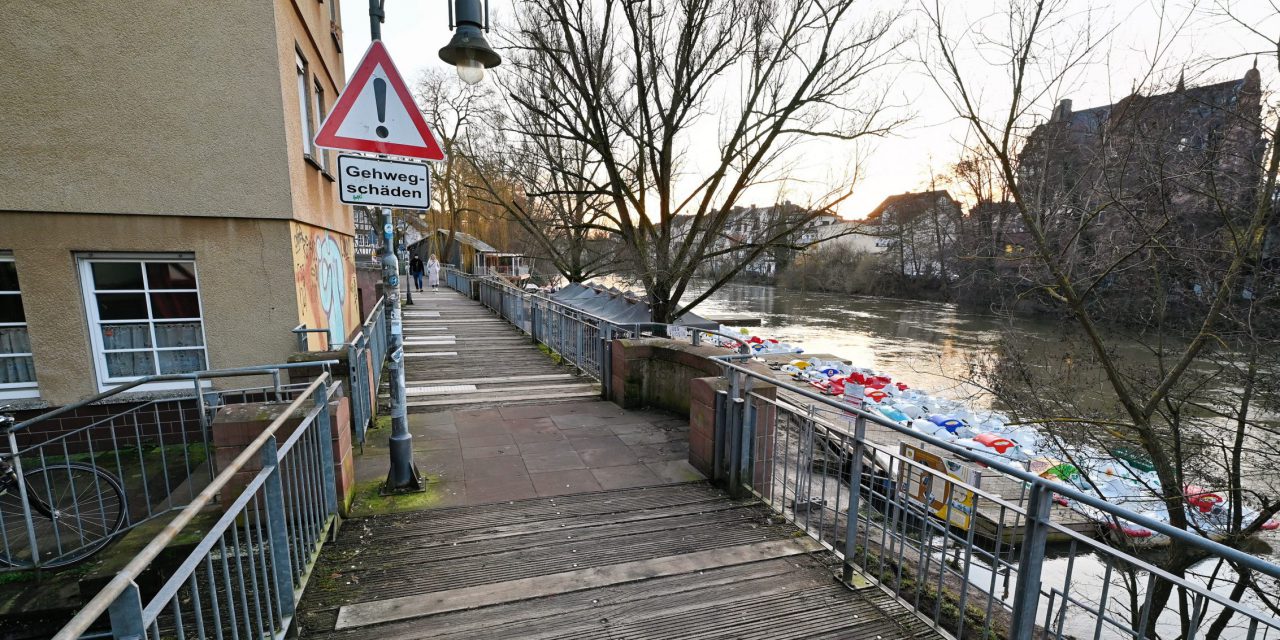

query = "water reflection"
(686, 281), (1048, 407)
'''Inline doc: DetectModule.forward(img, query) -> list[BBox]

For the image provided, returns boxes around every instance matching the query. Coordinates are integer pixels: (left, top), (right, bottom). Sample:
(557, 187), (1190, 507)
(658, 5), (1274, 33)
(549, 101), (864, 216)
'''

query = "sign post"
(316, 38), (443, 494)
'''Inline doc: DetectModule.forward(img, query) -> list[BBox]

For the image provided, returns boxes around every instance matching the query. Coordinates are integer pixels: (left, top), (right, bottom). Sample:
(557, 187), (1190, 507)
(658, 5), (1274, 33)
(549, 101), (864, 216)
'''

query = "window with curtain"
(0, 254), (37, 393)
(79, 257), (209, 383)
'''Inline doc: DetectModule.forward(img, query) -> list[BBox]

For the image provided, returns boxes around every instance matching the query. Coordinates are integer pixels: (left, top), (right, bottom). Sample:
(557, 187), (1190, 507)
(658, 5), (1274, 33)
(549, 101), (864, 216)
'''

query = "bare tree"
(925, 1), (1280, 635)
(499, 0), (908, 321)
(414, 69), (505, 265)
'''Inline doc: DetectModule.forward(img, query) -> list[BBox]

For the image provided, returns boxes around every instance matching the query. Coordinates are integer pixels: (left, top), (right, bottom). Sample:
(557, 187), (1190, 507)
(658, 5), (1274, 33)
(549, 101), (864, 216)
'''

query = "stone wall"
(211, 396), (355, 516)
(608, 338), (776, 495)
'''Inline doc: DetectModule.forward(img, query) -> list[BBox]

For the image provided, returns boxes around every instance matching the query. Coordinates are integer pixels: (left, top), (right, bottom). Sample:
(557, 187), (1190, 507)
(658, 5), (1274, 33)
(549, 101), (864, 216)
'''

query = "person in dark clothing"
(410, 255), (425, 291)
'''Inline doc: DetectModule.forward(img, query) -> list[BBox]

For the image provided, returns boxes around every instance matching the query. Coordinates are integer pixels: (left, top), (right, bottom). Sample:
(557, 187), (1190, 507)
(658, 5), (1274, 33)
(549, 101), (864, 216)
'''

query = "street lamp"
(367, 1), (501, 85)
(438, 0), (502, 86)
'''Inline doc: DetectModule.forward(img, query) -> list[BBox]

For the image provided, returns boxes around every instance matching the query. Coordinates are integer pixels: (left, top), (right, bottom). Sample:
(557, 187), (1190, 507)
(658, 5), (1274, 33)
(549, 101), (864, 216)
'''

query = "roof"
(437, 229), (497, 253)
(864, 190), (958, 222)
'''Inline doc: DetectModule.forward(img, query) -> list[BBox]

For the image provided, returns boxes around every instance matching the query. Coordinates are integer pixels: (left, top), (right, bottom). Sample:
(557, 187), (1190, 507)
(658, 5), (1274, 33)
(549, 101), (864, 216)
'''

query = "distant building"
(1015, 68), (1266, 298)
(859, 191), (963, 278)
(674, 203), (834, 278)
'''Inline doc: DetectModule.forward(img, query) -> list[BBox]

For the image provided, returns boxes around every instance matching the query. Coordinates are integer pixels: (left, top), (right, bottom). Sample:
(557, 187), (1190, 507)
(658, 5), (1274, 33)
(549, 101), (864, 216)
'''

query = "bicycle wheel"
(0, 462), (126, 568)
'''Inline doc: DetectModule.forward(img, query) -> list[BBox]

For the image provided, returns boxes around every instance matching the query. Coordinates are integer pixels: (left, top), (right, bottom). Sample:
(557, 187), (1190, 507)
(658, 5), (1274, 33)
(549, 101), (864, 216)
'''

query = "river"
(683, 281), (1279, 638)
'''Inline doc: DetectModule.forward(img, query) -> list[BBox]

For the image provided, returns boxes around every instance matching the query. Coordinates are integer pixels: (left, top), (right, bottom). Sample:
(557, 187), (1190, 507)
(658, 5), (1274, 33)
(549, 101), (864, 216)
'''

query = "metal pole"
(368, 0), (384, 40)
(380, 208), (422, 492)
(842, 415), (867, 584)
(1009, 482), (1052, 636)
(402, 224), (414, 306)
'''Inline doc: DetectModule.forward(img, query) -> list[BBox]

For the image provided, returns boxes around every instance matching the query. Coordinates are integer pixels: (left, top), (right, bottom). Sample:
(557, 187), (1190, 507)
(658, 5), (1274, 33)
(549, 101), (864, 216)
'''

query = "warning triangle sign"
(314, 41), (445, 161)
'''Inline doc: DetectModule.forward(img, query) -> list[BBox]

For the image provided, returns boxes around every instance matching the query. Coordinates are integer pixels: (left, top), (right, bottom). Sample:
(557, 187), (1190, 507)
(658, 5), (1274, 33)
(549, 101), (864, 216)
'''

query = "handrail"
(712, 356), (1280, 581)
(51, 372), (333, 640)
(7, 361), (338, 433)
(469, 274), (1280, 576)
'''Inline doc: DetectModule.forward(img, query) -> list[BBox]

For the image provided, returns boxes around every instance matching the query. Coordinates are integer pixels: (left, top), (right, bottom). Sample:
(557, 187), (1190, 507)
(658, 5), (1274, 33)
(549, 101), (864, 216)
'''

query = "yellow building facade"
(0, 0), (357, 406)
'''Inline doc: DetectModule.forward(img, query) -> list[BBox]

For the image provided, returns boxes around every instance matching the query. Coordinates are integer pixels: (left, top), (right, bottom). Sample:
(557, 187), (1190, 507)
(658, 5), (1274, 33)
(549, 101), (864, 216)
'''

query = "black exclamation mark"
(374, 78), (389, 139)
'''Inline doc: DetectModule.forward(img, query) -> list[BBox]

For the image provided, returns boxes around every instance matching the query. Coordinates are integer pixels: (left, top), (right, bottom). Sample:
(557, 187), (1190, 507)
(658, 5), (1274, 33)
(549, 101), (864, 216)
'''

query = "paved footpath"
(296, 289), (942, 639)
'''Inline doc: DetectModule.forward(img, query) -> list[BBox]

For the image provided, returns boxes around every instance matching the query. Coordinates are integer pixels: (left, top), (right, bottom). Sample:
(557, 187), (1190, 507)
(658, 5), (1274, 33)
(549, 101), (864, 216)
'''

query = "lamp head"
(439, 24), (501, 85)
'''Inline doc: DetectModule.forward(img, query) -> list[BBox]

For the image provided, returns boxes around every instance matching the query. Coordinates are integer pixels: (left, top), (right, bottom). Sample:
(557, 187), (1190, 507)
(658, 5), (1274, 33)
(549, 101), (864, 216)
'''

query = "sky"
(339, 1), (1276, 219)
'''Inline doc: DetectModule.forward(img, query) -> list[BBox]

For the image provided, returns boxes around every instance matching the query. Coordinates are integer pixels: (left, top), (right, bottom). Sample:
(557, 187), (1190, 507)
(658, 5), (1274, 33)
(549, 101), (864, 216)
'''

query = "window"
(79, 256), (209, 387)
(296, 51), (313, 159)
(0, 254), (38, 398)
(314, 79), (329, 172)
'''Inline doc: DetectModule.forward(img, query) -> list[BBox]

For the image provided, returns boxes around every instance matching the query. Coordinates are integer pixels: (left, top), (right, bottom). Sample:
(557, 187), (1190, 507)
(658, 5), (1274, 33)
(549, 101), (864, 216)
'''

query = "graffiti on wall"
(292, 224), (359, 350)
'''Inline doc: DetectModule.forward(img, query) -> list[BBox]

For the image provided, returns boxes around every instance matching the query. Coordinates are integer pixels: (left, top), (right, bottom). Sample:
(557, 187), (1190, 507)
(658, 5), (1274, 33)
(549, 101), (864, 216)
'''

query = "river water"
(684, 281), (1279, 638)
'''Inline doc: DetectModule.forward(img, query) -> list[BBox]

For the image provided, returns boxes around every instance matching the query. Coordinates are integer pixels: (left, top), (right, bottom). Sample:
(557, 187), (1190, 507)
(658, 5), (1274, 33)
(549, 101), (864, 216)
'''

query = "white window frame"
(296, 50), (314, 160)
(0, 253), (38, 400)
(78, 254), (211, 392)
(313, 77), (329, 172)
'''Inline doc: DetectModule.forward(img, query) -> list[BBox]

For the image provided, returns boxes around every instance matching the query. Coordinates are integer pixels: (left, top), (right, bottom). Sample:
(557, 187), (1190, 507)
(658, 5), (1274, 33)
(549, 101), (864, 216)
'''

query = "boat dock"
(297, 288), (944, 639)
(750, 352), (1098, 543)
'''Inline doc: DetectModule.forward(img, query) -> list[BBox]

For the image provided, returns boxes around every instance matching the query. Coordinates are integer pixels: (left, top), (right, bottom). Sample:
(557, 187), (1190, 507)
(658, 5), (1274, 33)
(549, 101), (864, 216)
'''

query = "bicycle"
(0, 408), (127, 568)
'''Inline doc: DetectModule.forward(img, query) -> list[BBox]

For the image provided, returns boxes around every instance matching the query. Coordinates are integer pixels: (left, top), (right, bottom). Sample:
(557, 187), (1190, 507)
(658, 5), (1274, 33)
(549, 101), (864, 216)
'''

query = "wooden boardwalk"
(302, 288), (942, 639)
(397, 290), (600, 411)
(296, 483), (940, 639)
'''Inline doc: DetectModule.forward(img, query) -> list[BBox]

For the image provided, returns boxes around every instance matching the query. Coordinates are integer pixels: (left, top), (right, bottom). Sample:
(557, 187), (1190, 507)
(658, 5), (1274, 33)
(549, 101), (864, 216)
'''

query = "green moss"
(370, 415), (392, 433)
(347, 478), (447, 516)
(0, 571), (36, 585)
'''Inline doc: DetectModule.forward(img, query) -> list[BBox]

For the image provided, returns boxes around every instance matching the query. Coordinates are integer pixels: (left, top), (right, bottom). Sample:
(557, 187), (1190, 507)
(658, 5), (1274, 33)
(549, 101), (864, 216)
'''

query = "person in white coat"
(427, 254), (441, 291)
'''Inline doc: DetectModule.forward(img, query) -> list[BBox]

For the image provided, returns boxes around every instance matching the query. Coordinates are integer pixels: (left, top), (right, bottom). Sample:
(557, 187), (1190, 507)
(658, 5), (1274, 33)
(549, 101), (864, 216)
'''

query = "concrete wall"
(0, 1), (291, 220)
(0, 212), (300, 405)
(609, 339), (726, 415)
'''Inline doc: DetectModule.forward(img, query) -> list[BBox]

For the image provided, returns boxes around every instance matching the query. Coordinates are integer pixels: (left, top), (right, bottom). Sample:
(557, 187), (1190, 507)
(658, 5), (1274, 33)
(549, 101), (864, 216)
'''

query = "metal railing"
(2, 362), (334, 571)
(469, 275), (753, 400)
(444, 267), (477, 299)
(52, 372), (339, 639)
(712, 360), (1280, 640)
(290, 324), (332, 351)
(345, 297), (388, 445)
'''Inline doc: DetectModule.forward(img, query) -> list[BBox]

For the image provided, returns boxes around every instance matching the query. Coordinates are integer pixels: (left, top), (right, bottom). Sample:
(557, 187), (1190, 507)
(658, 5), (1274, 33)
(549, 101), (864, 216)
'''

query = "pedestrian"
(427, 254), (441, 291)
(410, 254), (425, 292)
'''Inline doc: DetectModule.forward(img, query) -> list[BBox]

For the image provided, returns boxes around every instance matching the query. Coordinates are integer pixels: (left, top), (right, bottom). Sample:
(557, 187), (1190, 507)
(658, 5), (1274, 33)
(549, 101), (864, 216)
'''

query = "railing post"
(842, 414), (868, 584)
(106, 581), (147, 640)
(1009, 481), (1053, 637)
(314, 379), (338, 515)
(575, 320), (585, 375)
(7, 431), (41, 568)
(260, 436), (297, 622)
(713, 389), (728, 482)
(740, 394), (756, 490)
(725, 369), (746, 497)
(601, 326), (612, 399)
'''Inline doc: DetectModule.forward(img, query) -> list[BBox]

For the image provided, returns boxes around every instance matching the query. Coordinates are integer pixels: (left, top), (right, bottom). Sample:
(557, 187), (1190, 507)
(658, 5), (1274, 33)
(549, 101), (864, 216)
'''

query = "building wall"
(274, 0), (351, 236)
(290, 221), (360, 350)
(0, 1), (292, 220)
(0, 212), (300, 405)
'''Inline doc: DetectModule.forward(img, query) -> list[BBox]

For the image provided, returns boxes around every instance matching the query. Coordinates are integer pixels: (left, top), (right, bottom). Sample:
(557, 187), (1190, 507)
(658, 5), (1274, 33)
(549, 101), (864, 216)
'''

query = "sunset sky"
(341, 1), (1275, 219)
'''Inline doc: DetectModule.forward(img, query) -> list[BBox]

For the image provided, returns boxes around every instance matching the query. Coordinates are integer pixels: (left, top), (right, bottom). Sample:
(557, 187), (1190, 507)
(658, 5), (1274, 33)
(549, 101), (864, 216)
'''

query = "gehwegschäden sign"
(338, 154), (430, 210)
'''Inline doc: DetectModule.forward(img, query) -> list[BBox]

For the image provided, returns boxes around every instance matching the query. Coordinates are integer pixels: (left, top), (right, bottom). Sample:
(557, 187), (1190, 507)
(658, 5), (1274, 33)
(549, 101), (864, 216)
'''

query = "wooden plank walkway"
(295, 483), (941, 639)
(392, 290), (600, 411)
(312, 287), (944, 639)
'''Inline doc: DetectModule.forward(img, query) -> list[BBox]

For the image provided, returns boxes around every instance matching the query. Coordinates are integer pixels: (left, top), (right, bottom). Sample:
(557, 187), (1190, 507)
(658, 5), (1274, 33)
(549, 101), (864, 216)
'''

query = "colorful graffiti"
(292, 223), (359, 350)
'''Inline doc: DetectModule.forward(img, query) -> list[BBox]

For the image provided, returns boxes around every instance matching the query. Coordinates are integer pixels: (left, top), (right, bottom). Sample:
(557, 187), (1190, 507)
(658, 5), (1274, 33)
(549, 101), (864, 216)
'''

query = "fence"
(345, 297), (388, 445)
(711, 361), (1280, 640)
(52, 372), (339, 639)
(444, 267), (477, 299)
(1, 362), (333, 571)
(472, 277), (637, 390)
